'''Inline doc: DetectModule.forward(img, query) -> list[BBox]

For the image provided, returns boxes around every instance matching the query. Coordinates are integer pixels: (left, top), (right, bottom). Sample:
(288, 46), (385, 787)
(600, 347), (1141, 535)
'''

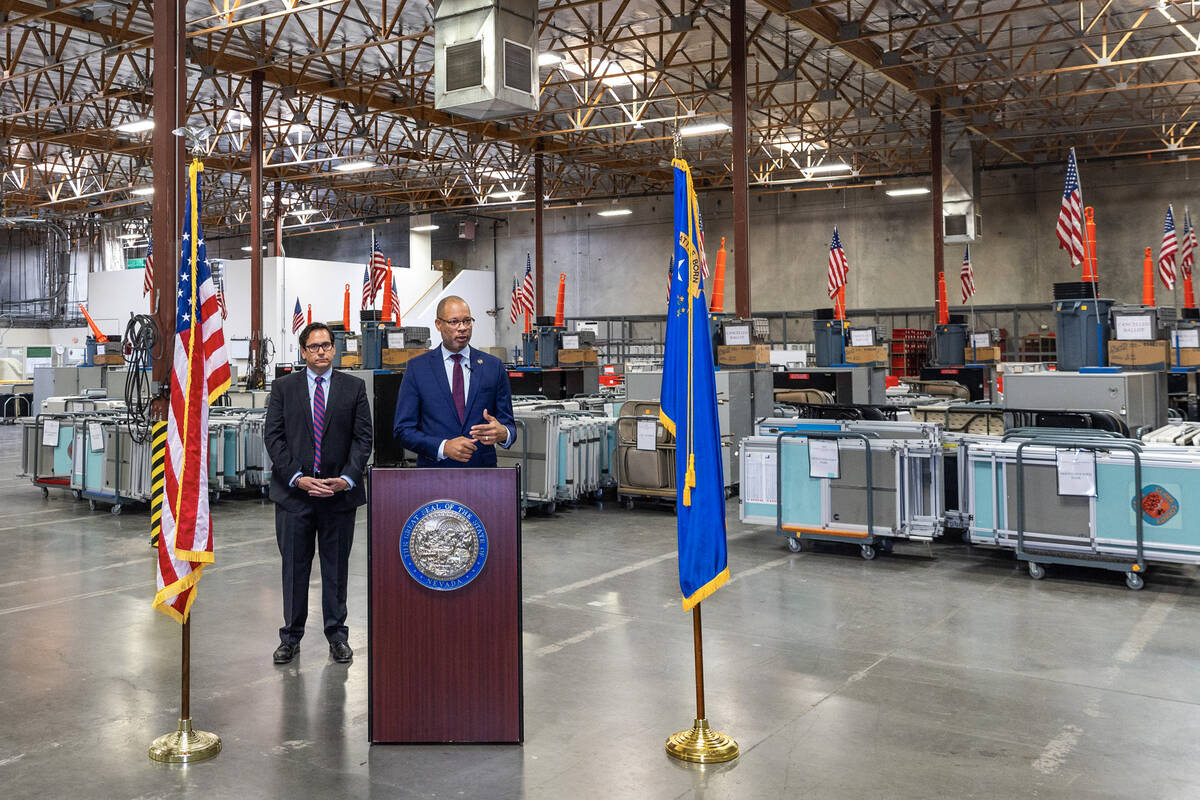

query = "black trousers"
(275, 501), (355, 645)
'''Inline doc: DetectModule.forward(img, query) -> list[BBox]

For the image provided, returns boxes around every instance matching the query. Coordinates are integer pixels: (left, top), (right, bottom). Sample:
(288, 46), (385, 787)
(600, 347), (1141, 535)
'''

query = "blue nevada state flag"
(660, 158), (728, 611)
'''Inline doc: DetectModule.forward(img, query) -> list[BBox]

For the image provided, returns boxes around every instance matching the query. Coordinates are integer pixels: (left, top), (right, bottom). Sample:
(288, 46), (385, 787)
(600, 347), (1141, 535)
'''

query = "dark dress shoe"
(329, 641), (353, 663)
(273, 642), (299, 664)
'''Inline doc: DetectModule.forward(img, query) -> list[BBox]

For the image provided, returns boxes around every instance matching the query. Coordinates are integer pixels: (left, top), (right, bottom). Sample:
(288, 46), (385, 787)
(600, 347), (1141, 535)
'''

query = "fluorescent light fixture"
(885, 186), (930, 197)
(131, 186), (154, 196)
(680, 120), (731, 137)
(802, 161), (852, 174)
(487, 190), (525, 201)
(117, 118), (154, 133)
(291, 207), (319, 222)
(410, 224), (440, 232)
(537, 51), (564, 66)
(240, 245), (268, 252)
(598, 209), (632, 217)
(333, 159), (374, 172)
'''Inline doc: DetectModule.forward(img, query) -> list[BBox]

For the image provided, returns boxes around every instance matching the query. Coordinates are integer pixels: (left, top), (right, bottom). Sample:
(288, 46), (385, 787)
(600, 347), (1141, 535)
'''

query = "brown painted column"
(731, 0), (751, 319)
(534, 150), (544, 319)
(250, 72), (264, 362)
(931, 104), (944, 313)
(150, 0), (185, 402)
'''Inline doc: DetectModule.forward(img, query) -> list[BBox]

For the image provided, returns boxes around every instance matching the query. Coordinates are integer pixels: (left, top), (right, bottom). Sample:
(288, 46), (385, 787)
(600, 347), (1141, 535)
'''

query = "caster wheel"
(860, 544), (877, 561)
(786, 537), (803, 553)
(88, 499), (96, 512)
(72, 489), (82, 501)
(41, 487), (49, 499)
(111, 505), (122, 516)
(1126, 572), (1145, 591)
(877, 539), (894, 554)
(520, 507), (527, 520)
(624, 499), (634, 510)
(547, 502), (557, 515)
(1028, 562), (1045, 580)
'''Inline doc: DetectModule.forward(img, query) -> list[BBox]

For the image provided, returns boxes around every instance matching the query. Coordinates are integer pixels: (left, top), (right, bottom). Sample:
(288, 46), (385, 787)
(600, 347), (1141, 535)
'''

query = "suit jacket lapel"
(464, 347), (485, 422)
(297, 371), (315, 447)
(429, 348), (458, 426)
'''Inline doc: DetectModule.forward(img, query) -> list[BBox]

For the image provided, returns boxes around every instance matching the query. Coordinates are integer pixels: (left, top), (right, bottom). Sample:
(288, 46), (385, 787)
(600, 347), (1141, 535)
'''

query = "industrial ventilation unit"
(434, 0), (539, 120)
(942, 146), (982, 244)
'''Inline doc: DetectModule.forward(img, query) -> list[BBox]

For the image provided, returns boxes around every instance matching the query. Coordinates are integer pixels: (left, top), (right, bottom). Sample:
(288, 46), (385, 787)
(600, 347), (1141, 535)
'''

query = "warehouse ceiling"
(1, 0), (1198, 236)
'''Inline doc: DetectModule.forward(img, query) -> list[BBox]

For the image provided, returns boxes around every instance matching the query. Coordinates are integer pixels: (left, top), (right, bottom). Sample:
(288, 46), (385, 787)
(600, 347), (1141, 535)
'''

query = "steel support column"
(731, 0), (751, 319)
(250, 71), (264, 355)
(931, 105), (944, 312)
(150, 0), (184, 398)
(273, 180), (284, 257)
(535, 150), (544, 319)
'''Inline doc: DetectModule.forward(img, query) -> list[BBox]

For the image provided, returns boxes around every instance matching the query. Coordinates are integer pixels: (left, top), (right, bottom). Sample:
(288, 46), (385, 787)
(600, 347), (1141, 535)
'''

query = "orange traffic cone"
(709, 237), (727, 313)
(1142, 247), (1156, 306)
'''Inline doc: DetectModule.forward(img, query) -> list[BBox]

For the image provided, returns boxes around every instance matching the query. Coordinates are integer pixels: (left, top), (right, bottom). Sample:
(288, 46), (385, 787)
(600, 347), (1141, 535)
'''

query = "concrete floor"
(3, 425), (1200, 799)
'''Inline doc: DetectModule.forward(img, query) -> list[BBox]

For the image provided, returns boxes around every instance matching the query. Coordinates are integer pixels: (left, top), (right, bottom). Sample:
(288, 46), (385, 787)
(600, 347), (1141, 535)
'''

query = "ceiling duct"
(942, 143), (981, 244)
(434, 0), (539, 120)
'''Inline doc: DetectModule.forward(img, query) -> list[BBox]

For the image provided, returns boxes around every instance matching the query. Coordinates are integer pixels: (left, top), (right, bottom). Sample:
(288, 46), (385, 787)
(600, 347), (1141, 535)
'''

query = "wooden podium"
(368, 467), (523, 743)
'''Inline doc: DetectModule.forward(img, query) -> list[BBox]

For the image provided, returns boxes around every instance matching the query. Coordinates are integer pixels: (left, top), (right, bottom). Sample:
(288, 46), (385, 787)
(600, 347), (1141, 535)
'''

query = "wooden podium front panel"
(368, 468), (522, 743)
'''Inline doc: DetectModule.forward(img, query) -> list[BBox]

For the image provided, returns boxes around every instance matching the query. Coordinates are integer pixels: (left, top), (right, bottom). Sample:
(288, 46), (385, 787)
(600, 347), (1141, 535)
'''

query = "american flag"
(360, 264), (371, 310)
(1160, 204), (1179, 291)
(697, 212), (709, 281)
(1056, 147), (1085, 267)
(516, 253), (535, 315)
(508, 278), (520, 325)
(826, 227), (849, 299)
(142, 238), (154, 296)
(1183, 207), (1197, 277)
(369, 232), (389, 300)
(291, 297), (304, 334)
(960, 245), (977, 304)
(212, 260), (228, 320)
(389, 272), (401, 324)
(153, 159), (230, 623)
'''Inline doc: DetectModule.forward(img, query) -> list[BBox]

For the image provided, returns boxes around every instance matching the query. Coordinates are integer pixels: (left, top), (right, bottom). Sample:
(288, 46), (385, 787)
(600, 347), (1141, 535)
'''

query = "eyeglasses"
(438, 317), (475, 328)
(304, 342), (334, 352)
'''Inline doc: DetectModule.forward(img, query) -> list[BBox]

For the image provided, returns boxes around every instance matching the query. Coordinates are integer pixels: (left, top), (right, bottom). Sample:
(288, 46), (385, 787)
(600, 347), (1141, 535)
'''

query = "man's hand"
(296, 476), (335, 497)
(320, 478), (350, 493)
(469, 409), (508, 447)
(444, 436), (478, 463)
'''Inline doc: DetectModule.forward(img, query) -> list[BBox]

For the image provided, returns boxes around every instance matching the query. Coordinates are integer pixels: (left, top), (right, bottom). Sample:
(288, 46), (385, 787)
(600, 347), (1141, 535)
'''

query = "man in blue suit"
(394, 295), (516, 466)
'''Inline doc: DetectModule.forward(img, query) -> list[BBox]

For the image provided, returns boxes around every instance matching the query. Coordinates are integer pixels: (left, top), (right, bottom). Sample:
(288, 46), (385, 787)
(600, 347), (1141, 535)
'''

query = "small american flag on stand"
(389, 272), (401, 324)
(153, 158), (230, 623)
(1160, 205), (1179, 291)
(1056, 148), (1085, 267)
(1183, 207), (1197, 277)
(291, 297), (304, 334)
(517, 253), (536, 315)
(360, 264), (371, 309)
(370, 232), (389, 299)
(508, 278), (520, 325)
(826, 227), (849, 298)
(142, 238), (154, 296)
(960, 245), (977, 304)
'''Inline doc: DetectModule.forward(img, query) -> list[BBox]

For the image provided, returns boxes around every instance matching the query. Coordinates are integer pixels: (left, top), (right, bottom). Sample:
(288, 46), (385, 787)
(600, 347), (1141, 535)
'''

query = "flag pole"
(666, 603), (738, 763)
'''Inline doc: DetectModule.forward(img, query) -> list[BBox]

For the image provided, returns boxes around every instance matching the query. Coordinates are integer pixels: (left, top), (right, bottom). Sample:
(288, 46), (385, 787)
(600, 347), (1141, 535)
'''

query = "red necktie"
(313, 375), (326, 473)
(451, 353), (466, 423)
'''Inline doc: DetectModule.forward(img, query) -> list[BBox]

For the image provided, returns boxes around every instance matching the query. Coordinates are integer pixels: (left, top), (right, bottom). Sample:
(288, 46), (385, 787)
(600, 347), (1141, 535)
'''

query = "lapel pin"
(476, 358), (483, 365)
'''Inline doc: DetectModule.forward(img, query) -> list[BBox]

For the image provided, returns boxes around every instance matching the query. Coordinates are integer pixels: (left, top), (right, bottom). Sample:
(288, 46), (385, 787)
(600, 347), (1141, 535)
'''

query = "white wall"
(407, 270), (498, 349)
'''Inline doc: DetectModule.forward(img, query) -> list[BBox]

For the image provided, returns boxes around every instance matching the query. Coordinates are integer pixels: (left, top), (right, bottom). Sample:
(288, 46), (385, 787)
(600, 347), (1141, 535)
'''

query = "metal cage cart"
(79, 418), (150, 515)
(20, 414), (78, 498)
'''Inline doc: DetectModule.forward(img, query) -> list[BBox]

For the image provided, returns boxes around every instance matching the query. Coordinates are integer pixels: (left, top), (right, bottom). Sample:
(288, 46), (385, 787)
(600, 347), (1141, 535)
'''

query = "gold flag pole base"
(148, 718), (222, 764)
(665, 718), (739, 764)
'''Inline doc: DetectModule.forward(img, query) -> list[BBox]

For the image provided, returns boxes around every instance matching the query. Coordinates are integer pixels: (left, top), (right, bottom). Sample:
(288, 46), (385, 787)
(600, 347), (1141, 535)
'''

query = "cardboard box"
(1167, 346), (1200, 368)
(844, 344), (889, 367)
(381, 347), (429, 367)
(483, 346), (508, 362)
(967, 345), (1002, 364)
(716, 344), (770, 369)
(94, 353), (124, 365)
(558, 348), (598, 365)
(338, 353), (362, 368)
(1108, 340), (1168, 370)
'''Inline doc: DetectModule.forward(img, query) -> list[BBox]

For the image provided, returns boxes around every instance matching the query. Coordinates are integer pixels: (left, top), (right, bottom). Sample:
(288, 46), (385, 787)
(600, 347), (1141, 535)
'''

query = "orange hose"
(835, 286), (846, 320)
(307, 304), (312, 325)
(1082, 207), (1098, 282)
(709, 237), (727, 313)
(342, 284), (351, 330)
(555, 273), (566, 327)
(937, 273), (950, 324)
(1185, 269), (1196, 310)
(1142, 247), (1156, 306)
(381, 259), (394, 323)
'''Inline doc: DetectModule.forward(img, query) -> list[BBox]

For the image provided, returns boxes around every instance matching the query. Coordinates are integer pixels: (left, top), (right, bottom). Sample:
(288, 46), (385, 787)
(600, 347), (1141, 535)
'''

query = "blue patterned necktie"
(313, 375), (326, 474)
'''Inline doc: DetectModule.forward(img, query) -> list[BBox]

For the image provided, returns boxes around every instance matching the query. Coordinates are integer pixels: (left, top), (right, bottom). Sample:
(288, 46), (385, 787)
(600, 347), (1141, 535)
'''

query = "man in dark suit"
(265, 322), (372, 665)
(394, 295), (516, 467)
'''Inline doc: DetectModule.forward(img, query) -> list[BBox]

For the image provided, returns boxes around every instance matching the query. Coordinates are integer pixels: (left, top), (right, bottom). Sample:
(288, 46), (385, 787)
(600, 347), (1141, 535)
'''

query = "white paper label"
(576, 321), (600, 336)
(724, 325), (751, 346)
(562, 334), (580, 350)
(849, 329), (875, 347)
(1114, 315), (1154, 341)
(42, 419), (60, 446)
(971, 333), (991, 347)
(742, 451), (777, 505)
(636, 419), (658, 451)
(89, 421), (105, 452)
(808, 438), (840, 479)
(345, 338), (359, 352)
(387, 332), (405, 349)
(1056, 449), (1097, 497)
(1171, 329), (1200, 348)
